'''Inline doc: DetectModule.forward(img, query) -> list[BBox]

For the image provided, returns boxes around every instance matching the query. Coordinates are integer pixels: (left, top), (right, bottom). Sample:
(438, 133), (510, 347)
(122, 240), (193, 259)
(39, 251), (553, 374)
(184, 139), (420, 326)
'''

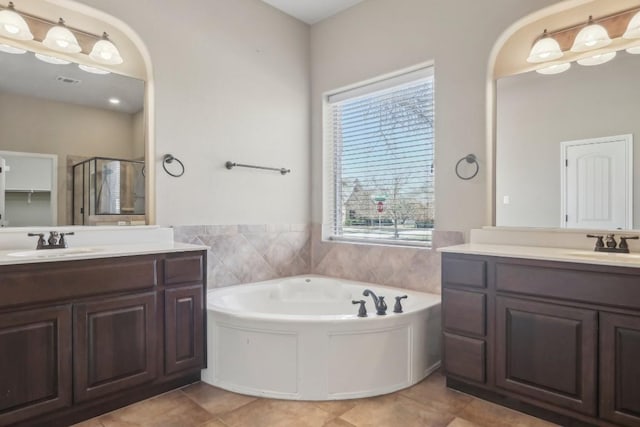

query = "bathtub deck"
(72, 370), (557, 427)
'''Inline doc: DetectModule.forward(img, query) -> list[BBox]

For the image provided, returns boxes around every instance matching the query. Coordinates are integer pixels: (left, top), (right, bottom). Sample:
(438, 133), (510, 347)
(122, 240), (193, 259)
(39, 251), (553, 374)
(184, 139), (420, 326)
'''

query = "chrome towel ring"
(455, 154), (479, 180)
(162, 154), (185, 177)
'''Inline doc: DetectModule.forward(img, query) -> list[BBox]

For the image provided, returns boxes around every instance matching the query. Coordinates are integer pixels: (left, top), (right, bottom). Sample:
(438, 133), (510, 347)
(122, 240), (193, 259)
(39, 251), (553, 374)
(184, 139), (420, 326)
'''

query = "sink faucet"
(587, 233), (638, 254)
(28, 231), (75, 250)
(363, 289), (387, 315)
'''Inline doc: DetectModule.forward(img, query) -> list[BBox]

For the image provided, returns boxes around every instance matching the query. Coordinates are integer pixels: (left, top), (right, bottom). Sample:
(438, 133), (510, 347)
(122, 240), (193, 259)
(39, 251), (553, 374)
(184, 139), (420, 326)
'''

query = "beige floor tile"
(446, 417), (482, 427)
(400, 372), (473, 415)
(339, 393), (455, 427)
(198, 419), (229, 427)
(72, 420), (105, 427)
(98, 390), (215, 427)
(458, 399), (559, 427)
(220, 399), (335, 427)
(322, 418), (356, 427)
(181, 382), (257, 416)
(311, 399), (361, 417)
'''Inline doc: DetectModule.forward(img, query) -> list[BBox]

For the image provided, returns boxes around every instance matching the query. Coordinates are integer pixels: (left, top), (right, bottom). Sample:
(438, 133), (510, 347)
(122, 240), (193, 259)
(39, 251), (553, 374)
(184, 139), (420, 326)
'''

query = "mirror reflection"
(496, 51), (640, 230)
(0, 49), (145, 227)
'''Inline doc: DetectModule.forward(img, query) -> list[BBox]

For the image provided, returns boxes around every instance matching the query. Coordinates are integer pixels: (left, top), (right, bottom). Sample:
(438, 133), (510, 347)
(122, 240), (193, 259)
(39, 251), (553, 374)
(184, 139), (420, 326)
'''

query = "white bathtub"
(201, 275), (441, 400)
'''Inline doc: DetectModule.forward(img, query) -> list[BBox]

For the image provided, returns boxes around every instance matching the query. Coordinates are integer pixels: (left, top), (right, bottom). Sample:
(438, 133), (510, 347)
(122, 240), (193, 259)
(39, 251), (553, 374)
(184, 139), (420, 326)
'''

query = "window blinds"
(326, 67), (435, 245)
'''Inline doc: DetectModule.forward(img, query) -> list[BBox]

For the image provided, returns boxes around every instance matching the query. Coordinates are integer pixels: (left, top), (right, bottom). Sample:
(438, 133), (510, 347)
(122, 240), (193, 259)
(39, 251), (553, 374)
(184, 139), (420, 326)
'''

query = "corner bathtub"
(201, 275), (441, 400)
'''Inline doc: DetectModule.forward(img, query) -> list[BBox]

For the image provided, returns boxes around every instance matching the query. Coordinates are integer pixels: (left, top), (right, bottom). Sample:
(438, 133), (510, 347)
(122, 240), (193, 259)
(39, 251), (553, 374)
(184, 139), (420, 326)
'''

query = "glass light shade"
(527, 35), (563, 63)
(577, 51), (616, 66)
(571, 19), (611, 52)
(89, 33), (123, 65)
(0, 3), (33, 40)
(626, 45), (640, 54)
(0, 43), (25, 54)
(623, 11), (640, 39)
(536, 62), (571, 75)
(79, 64), (110, 74)
(43, 19), (81, 53)
(35, 52), (71, 65)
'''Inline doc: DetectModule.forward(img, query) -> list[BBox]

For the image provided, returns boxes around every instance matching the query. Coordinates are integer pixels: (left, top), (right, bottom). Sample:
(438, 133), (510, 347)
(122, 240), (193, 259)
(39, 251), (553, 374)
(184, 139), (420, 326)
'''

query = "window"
(325, 66), (435, 246)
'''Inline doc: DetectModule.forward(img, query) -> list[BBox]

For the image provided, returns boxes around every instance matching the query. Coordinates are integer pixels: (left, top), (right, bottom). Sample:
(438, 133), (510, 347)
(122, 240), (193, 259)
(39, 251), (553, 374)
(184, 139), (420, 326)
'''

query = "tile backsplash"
(173, 224), (310, 289)
(173, 224), (463, 294)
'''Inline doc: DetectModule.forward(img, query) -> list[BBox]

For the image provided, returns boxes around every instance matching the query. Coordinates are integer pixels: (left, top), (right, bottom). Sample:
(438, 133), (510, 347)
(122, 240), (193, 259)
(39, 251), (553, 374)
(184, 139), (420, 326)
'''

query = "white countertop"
(439, 243), (640, 269)
(0, 242), (208, 266)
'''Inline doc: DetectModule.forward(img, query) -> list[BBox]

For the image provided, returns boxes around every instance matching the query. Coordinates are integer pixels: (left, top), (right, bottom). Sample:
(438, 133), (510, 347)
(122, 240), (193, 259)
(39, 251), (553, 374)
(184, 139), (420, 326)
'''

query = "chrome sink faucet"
(363, 289), (387, 315)
(28, 231), (75, 249)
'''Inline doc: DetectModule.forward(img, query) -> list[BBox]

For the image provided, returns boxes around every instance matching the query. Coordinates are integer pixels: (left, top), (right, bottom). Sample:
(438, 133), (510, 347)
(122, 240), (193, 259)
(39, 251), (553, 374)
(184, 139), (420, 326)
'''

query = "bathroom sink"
(564, 251), (640, 261)
(7, 247), (103, 258)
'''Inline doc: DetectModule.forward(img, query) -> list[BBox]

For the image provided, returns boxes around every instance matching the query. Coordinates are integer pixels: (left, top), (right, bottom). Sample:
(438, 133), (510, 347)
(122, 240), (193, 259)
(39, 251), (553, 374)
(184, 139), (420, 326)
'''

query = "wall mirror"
(0, 1), (148, 228)
(494, 0), (640, 230)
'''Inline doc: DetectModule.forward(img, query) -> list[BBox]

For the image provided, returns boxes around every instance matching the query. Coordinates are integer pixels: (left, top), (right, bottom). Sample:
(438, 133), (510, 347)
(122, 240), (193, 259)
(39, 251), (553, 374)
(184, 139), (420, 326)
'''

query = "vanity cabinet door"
(600, 312), (640, 427)
(0, 306), (71, 426)
(73, 292), (157, 403)
(164, 285), (204, 375)
(496, 296), (597, 416)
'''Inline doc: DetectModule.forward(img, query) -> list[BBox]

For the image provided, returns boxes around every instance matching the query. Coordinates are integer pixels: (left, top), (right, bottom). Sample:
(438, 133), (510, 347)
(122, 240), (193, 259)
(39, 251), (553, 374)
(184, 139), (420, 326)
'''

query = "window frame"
(322, 63), (436, 248)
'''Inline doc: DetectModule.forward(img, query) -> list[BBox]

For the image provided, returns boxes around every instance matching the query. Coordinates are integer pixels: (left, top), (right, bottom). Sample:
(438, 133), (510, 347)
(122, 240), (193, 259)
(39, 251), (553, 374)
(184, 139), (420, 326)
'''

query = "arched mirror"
(0, 0), (150, 227)
(494, 0), (640, 230)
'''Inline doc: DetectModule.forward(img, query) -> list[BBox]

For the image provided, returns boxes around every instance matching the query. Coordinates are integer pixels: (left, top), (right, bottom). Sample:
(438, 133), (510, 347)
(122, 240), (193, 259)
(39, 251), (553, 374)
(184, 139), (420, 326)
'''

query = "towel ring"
(162, 154), (185, 178)
(455, 154), (479, 180)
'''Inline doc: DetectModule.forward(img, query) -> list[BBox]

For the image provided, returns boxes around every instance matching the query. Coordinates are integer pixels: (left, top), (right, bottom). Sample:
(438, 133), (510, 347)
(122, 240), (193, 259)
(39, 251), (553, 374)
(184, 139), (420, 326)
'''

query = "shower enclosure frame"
(72, 156), (145, 225)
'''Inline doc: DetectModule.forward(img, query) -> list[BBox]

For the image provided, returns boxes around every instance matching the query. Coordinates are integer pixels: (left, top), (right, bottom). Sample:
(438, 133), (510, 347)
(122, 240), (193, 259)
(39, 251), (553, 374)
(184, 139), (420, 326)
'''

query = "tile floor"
(73, 371), (558, 427)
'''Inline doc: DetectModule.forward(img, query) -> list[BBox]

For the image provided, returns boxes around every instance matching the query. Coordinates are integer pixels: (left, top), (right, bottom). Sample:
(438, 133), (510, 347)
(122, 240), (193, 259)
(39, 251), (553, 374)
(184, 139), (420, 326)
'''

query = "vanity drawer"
(443, 333), (486, 383)
(495, 261), (640, 310)
(0, 256), (158, 309)
(442, 256), (486, 288)
(164, 253), (204, 286)
(443, 289), (486, 336)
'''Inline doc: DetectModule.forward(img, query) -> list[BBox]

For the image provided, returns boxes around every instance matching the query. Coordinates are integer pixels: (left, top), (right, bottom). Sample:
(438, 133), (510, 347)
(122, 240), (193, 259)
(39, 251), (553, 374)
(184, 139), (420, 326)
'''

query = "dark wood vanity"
(0, 250), (207, 427)
(442, 252), (640, 427)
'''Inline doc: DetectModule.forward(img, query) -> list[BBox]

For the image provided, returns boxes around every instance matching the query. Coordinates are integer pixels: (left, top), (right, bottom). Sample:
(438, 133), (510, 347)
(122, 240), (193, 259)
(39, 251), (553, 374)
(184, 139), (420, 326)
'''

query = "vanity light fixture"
(0, 4), (124, 66)
(571, 16), (611, 52)
(623, 10), (640, 39)
(0, 42), (25, 53)
(89, 32), (122, 65)
(626, 45), (640, 54)
(43, 18), (81, 53)
(527, 29), (563, 63)
(0, 2), (32, 40)
(576, 51), (616, 66)
(78, 64), (110, 74)
(535, 62), (571, 75)
(35, 52), (71, 65)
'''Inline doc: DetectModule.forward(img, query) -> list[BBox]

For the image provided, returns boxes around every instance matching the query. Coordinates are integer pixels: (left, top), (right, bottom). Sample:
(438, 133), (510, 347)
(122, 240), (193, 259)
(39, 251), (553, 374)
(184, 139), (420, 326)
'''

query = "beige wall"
(0, 91), (139, 224)
(132, 110), (145, 160)
(75, 0), (311, 226)
(310, 0), (560, 233)
(496, 53), (640, 228)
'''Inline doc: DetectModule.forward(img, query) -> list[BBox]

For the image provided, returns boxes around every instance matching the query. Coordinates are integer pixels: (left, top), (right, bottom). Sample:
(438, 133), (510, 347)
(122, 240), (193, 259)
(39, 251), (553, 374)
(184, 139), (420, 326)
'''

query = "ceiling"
(261, 0), (365, 24)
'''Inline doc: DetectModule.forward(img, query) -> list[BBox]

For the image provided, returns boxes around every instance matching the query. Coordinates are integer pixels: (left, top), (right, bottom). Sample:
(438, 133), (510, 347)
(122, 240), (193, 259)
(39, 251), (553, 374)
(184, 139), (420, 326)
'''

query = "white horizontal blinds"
(328, 67), (435, 245)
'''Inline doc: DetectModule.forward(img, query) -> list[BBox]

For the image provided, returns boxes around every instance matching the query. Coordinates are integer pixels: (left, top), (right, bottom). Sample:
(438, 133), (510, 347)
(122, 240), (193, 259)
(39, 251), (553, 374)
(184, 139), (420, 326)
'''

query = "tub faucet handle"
(394, 295), (408, 313)
(352, 300), (367, 318)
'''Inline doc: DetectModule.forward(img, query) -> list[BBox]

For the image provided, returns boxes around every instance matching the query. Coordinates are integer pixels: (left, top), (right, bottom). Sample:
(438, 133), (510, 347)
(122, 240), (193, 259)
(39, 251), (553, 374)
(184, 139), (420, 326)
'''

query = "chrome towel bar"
(225, 161), (291, 175)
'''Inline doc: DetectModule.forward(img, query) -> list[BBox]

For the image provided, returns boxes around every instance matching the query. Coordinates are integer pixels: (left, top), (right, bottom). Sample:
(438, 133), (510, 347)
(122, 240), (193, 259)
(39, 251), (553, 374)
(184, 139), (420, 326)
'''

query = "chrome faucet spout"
(363, 289), (387, 315)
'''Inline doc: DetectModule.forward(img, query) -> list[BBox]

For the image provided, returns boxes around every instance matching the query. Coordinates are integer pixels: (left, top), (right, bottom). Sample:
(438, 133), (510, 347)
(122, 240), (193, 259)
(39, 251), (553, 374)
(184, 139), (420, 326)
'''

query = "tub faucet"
(394, 295), (408, 313)
(352, 300), (367, 317)
(363, 289), (387, 315)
